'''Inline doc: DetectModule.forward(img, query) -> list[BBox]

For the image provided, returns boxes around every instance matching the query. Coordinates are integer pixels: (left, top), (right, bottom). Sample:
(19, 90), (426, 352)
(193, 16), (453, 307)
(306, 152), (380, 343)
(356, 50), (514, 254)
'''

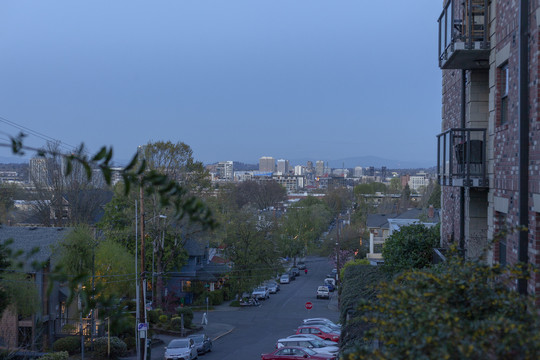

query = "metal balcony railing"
(438, 0), (490, 69)
(437, 128), (487, 187)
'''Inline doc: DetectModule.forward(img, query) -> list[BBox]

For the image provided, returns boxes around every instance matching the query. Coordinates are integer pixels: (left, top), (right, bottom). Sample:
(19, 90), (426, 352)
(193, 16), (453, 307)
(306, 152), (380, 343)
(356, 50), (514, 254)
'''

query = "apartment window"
(500, 64), (509, 125)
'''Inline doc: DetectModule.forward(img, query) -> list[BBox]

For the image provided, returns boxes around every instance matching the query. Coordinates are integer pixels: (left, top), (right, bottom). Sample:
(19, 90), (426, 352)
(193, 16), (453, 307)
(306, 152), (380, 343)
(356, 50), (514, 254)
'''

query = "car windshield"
(303, 348), (317, 355)
(168, 339), (190, 349)
(255, 287), (265, 291)
(188, 335), (204, 344)
(281, 275), (288, 278)
(311, 338), (327, 347)
(318, 325), (333, 333)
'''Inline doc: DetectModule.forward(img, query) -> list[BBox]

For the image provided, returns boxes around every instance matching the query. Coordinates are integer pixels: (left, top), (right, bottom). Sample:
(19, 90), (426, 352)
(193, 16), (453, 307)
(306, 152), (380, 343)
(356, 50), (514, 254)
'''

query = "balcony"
(438, 0), (490, 69)
(437, 128), (487, 188)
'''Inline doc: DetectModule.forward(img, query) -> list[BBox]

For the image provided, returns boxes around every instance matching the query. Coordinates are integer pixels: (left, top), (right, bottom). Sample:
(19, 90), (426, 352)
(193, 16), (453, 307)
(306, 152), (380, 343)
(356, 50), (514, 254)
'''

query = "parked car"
(187, 334), (212, 354)
(276, 337), (339, 355)
(164, 338), (198, 360)
(267, 281), (280, 293)
(323, 279), (335, 292)
(303, 320), (341, 332)
(286, 334), (337, 347)
(296, 325), (340, 342)
(261, 346), (337, 360)
(316, 286), (330, 299)
(252, 286), (270, 300)
(280, 274), (290, 284)
(290, 267), (300, 276)
(303, 318), (341, 328)
(297, 261), (306, 270)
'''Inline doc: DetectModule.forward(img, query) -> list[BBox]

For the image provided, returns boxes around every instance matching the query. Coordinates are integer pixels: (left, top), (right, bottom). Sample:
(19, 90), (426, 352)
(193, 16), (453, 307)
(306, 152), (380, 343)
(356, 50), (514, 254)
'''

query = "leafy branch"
(3, 132), (216, 229)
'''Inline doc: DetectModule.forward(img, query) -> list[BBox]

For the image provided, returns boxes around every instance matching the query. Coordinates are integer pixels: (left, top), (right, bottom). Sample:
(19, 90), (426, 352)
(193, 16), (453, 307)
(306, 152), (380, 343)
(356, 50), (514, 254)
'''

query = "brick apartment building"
(437, 0), (540, 298)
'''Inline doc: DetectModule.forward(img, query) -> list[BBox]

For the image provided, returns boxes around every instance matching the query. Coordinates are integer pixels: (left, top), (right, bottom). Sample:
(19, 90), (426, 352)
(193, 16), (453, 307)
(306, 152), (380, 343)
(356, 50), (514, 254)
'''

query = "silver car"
(164, 338), (198, 360)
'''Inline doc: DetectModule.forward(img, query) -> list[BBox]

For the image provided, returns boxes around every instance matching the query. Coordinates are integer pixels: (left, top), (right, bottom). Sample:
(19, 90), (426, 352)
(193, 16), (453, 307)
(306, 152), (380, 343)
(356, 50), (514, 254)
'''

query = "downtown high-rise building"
(216, 161), (234, 180)
(276, 159), (289, 175)
(259, 156), (275, 173)
(315, 160), (325, 176)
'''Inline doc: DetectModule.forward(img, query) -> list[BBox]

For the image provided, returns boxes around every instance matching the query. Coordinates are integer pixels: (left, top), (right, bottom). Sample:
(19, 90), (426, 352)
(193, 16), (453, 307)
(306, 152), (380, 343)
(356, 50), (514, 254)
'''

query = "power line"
(0, 115), (77, 153)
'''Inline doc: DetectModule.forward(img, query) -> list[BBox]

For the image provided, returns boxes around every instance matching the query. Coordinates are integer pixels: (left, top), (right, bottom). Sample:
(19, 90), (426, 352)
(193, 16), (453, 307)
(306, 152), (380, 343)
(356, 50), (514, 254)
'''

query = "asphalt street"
(133, 256), (338, 360)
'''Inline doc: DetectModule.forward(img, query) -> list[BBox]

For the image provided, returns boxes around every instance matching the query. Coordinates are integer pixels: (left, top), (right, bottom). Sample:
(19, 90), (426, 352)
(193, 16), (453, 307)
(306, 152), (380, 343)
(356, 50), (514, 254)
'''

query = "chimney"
(428, 205), (434, 219)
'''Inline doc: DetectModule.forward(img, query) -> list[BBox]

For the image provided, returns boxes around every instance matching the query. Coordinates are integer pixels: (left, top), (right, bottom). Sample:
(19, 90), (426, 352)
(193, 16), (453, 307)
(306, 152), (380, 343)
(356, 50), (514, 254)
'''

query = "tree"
(324, 187), (352, 216)
(28, 141), (111, 227)
(223, 209), (280, 296)
(0, 183), (18, 225)
(388, 177), (402, 194)
(235, 180), (287, 210)
(381, 223), (439, 275)
(94, 239), (135, 298)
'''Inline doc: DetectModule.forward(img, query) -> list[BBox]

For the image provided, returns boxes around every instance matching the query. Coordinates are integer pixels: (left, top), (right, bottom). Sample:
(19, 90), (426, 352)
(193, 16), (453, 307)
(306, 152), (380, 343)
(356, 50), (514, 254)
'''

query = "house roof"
(367, 208), (440, 229)
(0, 226), (73, 271)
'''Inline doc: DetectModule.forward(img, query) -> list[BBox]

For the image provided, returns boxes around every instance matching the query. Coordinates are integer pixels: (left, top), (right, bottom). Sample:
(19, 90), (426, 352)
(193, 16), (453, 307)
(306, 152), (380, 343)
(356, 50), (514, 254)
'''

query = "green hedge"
(339, 264), (388, 354)
(52, 336), (81, 355)
(38, 351), (69, 360)
(93, 336), (127, 359)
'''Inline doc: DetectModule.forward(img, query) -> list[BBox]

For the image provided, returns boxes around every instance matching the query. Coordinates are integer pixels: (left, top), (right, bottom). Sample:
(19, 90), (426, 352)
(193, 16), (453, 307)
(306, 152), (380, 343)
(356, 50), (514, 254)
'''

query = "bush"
(52, 336), (80, 354)
(170, 316), (183, 330)
(382, 223), (439, 274)
(123, 336), (136, 351)
(159, 314), (169, 324)
(39, 352), (69, 360)
(348, 255), (540, 359)
(176, 307), (194, 328)
(147, 309), (162, 324)
(229, 300), (240, 307)
(93, 336), (127, 359)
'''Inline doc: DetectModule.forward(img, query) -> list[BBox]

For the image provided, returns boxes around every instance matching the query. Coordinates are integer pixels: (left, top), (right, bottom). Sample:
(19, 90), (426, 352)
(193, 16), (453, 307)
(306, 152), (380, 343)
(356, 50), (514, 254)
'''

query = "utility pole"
(139, 186), (146, 360)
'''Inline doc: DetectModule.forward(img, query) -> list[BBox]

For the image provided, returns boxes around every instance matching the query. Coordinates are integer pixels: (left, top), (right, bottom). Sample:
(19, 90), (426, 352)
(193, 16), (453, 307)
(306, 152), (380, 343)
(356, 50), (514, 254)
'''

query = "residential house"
(0, 226), (73, 351)
(437, 0), (540, 299)
(366, 208), (440, 263)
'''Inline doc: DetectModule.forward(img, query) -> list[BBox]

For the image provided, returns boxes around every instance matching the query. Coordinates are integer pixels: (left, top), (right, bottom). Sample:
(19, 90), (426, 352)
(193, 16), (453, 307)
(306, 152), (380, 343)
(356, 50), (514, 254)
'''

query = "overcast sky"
(0, 1), (442, 167)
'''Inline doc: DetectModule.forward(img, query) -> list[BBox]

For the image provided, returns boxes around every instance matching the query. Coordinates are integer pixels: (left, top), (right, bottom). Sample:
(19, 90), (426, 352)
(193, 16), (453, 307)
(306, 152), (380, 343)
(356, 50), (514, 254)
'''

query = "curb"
(212, 326), (235, 341)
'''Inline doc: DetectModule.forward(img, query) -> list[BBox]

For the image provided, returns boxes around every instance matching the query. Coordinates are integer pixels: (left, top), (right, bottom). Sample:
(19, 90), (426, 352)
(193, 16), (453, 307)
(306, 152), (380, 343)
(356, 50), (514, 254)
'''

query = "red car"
(261, 346), (337, 360)
(296, 325), (340, 342)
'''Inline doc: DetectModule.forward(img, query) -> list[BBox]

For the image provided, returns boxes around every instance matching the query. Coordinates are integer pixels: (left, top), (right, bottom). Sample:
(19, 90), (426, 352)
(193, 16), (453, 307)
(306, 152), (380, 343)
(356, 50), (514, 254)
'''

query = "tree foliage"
(381, 223), (439, 275)
(235, 180), (287, 210)
(222, 209), (280, 295)
(349, 256), (540, 360)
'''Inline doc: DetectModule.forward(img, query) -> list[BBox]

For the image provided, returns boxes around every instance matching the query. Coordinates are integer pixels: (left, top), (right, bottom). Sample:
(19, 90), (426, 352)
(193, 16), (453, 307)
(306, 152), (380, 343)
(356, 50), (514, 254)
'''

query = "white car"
(276, 337), (339, 355)
(164, 338), (198, 360)
(286, 334), (337, 347)
(316, 286), (330, 299)
(280, 274), (290, 284)
(303, 318), (341, 328)
(252, 286), (270, 300)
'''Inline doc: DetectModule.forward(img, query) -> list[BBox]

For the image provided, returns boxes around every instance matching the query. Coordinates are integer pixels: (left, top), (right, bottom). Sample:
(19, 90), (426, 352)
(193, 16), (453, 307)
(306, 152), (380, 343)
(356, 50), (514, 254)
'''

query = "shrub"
(39, 352), (69, 360)
(159, 314), (169, 324)
(147, 309), (162, 324)
(229, 300), (240, 307)
(340, 258), (370, 280)
(93, 336), (127, 359)
(52, 336), (80, 354)
(176, 307), (194, 328)
(170, 316), (183, 331)
(382, 223), (439, 275)
(348, 255), (540, 359)
(123, 336), (136, 350)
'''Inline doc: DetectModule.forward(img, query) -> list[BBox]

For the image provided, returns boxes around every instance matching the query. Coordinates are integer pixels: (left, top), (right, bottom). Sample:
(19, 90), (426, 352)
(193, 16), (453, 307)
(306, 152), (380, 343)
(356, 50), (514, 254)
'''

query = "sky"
(0, 1), (442, 168)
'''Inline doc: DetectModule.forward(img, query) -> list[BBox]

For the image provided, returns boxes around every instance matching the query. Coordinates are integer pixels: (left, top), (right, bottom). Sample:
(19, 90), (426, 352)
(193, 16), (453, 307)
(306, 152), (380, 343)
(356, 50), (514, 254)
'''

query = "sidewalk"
(119, 301), (237, 360)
